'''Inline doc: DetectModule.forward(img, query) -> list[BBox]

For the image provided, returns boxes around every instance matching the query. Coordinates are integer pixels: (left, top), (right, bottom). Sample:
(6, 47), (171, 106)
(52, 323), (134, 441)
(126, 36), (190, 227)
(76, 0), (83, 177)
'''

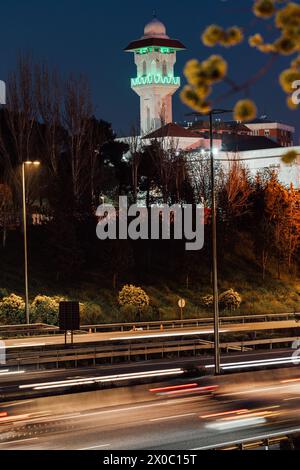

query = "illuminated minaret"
(125, 16), (185, 135)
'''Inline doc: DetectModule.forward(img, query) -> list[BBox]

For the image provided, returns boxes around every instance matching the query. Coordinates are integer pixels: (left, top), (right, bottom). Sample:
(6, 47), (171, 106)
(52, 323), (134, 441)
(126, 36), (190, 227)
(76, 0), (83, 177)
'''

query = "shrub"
(31, 295), (65, 325)
(0, 294), (25, 325)
(219, 289), (242, 311)
(80, 302), (103, 324)
(118, 285), (150, 322)
(200, 294), (213, 308)
(118, 285), (150, 309)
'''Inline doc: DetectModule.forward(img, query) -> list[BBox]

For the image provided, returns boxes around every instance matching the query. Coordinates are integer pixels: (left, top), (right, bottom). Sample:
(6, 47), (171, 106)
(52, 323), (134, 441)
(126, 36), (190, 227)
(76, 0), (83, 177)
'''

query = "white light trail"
(19, 368), (183, 390)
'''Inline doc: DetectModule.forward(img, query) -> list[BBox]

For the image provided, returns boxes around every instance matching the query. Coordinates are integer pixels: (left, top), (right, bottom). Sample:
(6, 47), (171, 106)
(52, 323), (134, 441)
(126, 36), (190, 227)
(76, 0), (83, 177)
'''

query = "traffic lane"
(0, 394), (216, 449)
(0, 347), (296, 390)
(2, 371), (300, 450)
(3, 320), (300, 349)
(1, 398), (300, 450)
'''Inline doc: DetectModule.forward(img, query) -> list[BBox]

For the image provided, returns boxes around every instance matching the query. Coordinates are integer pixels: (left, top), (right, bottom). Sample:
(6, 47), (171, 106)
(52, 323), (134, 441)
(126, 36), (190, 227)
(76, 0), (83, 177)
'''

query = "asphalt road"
(4, 320), (300, 350)
(0, 348), (297, 399)
(1, 365), (300, 450)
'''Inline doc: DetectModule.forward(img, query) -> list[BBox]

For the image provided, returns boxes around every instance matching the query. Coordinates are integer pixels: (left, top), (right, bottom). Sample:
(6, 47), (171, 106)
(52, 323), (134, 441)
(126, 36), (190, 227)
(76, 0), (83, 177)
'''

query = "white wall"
(216, 146), (300, 187)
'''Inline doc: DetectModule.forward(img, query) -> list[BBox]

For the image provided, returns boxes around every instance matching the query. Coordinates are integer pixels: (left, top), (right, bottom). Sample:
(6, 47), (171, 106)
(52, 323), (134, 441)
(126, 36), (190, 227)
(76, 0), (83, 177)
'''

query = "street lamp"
(187, 109), (233, 374)
(21, 160), (40, 324)
(208, 109), (232, 375)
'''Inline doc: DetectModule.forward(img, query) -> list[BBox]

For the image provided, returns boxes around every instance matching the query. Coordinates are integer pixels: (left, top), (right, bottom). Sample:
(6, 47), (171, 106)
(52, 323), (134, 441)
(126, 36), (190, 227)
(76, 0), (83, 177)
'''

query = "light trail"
(19, 368), (183, 390)
(109, 329), (229, 340)
(204, 354), (296, 370)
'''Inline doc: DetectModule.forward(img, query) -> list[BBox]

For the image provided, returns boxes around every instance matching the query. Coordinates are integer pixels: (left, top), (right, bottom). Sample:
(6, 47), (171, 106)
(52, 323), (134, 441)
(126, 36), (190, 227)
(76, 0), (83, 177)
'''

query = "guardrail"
(81, 312), (300, 333)
(194, 428), (300, 450)
(4, 336), (298, 370)
(0, 323), (59, 338)
(0, 312), (299, 340)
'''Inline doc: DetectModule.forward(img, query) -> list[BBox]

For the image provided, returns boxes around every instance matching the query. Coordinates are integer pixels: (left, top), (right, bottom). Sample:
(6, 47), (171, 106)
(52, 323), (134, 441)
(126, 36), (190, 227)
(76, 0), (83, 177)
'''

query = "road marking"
(150, 413), (196, 422)
(79, 444), (111, 450)
(0, 438), (39, 446)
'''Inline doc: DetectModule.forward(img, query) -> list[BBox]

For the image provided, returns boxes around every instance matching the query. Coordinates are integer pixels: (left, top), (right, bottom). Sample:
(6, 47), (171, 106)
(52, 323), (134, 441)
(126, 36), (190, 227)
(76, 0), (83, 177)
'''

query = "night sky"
(0, 0), (299, 141)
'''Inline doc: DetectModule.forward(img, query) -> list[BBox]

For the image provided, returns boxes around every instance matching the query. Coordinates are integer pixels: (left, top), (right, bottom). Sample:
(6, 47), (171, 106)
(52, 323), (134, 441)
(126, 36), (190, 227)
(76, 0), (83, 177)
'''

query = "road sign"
(59, 301), (80, 331)
(178, 298), (186, 309)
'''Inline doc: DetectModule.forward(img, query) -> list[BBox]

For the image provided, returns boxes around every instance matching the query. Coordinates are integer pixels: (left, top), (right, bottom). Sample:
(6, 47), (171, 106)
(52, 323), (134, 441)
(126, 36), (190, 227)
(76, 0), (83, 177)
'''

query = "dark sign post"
(59, 301), (80, 346)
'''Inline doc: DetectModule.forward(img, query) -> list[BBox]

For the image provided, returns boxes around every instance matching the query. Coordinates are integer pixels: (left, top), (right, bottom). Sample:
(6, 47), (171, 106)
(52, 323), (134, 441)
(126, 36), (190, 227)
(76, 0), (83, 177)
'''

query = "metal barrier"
(0, 312), (299, 339)
(193, 428), (300, 450)
(4, 336), (298, 369)
(0, 323), (59, 338)
(81, 312), (299, 333)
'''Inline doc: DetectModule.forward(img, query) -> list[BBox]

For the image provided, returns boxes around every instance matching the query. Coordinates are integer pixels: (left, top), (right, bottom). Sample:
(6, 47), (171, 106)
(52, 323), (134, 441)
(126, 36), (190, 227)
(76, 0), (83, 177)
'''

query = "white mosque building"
(124, 16), (300, 187)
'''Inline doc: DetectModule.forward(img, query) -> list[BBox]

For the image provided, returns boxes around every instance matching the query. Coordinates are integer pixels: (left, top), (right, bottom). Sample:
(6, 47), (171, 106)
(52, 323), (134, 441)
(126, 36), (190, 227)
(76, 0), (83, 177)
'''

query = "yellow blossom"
(201, 25), (223, 47)
(183, 59), (203, 86)
(281, 150), (298, 164)
(275, 2), (300, 30)
(234, 99), (257, 122)
(180, 86), (211, 114)
(253, 0), (276, 19)
(249, 33), (264, 47)
(202, 55), (228, 83)
(274, 35), (297, 55)
(220, 27), (244, 47)
(202, 25), (243, 48)
(279, 68), (300, 93)
(258, 43), (276, 53)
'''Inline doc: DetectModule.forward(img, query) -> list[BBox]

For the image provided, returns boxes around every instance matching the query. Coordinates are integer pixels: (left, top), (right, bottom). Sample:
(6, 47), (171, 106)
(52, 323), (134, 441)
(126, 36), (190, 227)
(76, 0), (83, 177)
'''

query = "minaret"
(125, 16), (185, 136)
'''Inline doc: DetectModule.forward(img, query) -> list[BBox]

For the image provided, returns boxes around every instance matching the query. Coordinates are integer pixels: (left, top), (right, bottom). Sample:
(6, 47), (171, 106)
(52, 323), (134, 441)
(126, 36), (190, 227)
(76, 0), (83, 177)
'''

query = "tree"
(62, 75), (93, 211)
(126, 125), (142, 204)
(265, 175), (290, 278)
(218, 159), (253, 223)
(284, 185), (300, 272)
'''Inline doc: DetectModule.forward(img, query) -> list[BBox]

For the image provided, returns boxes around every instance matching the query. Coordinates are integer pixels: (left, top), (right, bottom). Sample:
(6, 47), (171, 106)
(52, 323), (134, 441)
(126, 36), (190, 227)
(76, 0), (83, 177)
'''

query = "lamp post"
(208, 109), (232, 375)
(21, 160), (40, 324)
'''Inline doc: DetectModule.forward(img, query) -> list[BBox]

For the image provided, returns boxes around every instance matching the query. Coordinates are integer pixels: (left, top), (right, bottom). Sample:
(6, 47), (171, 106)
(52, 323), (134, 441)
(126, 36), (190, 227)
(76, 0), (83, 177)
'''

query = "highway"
(0, 348), (297, 400)
(1, 365), (300, 450)
(4, 319), (300, 350)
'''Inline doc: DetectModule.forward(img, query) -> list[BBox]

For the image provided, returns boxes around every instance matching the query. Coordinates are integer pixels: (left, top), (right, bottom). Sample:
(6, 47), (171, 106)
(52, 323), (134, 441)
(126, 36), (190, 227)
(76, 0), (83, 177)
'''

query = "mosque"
(124, 16), (300, 187)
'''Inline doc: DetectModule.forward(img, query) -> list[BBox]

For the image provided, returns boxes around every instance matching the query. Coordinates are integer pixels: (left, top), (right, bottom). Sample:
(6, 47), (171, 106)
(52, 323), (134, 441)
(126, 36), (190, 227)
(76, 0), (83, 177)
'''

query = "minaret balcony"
(131, 75), (180, 87)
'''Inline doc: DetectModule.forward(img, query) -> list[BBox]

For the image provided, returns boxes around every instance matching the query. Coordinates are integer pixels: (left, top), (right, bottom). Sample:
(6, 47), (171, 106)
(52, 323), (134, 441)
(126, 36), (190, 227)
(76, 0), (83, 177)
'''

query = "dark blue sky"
(0, 0), (299, 140)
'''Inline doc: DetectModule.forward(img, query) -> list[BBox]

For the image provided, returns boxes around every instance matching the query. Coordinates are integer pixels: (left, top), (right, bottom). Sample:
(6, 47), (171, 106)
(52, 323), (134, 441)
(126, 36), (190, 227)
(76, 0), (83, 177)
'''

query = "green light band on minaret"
(131, 75), (180, 87)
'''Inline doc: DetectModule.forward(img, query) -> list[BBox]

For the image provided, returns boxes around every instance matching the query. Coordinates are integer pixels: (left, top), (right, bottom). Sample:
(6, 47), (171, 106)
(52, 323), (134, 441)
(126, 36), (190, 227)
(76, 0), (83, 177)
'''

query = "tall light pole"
(209, 109), (232, 375)
(22, 160), (40, 324)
